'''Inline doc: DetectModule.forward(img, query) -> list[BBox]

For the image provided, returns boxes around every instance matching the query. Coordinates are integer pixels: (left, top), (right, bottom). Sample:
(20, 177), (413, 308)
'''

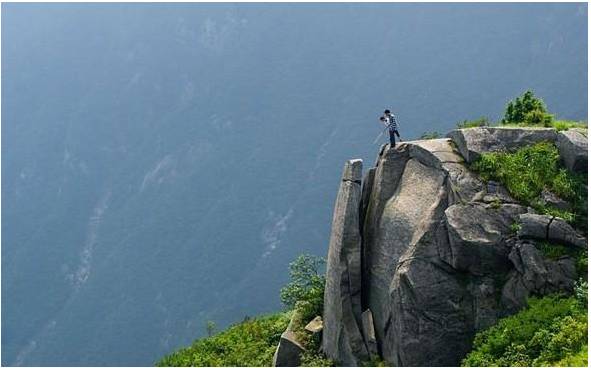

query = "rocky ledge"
(320, 127), (587, 366)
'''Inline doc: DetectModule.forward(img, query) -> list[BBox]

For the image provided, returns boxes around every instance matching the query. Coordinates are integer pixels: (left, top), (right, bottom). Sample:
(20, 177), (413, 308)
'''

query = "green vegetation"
(157, 312), (291, 366)
(456, 91), (587, 131)
(457, 116), (489, 129)
(419, 131), (441, 139)
(280, 254), (333, 366)
(280, 254), (325, 313)
(462, 295), (588, 367)
(501, 90), (553, 127)
(157, 254), (333, 366)
(552, 120), (588, 132)
(470, 142), (587, 231)
(536, 241), (580, 261)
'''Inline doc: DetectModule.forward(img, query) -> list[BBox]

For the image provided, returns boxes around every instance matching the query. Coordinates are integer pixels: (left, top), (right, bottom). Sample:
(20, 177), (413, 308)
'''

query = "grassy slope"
(462, 295), (587, 367)
(156, 312), (291, 367)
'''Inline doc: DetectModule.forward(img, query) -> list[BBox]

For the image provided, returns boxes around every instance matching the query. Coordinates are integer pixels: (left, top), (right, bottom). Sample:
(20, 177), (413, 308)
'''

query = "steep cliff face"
(322, 128), (587, 366)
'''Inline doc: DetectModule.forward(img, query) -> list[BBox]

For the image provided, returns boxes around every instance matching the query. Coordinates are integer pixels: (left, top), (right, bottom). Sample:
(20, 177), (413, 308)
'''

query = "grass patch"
(462, 295), (588, 367)
(470, 142), (587, 232)
(536, 241), (583, 263)
(457, 116), (490, 129)
(156, 312), (291, 366)
(552, 120), (588, 132)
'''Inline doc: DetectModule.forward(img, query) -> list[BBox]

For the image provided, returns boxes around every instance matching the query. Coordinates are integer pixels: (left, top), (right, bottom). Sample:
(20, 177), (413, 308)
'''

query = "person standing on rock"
(381, 109), (401, 147)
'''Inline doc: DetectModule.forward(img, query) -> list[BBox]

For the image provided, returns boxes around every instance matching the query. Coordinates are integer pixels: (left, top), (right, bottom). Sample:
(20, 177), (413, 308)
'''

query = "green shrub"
(470, 142), (587, 231)
(462, 295), (588, 367)
(156, 312), (291, 366)
(280, 254), (326, 311)
(574, 278), (588, 307)
(457, 117), (489, 129)
(501, 90), (553, 126)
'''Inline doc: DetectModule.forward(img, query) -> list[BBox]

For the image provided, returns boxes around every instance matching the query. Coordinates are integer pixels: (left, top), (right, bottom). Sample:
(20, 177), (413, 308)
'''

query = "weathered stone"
(273, 331), (305, 367)
(518, 213), (552, 240)
(444, 203), (527, 275)
(548, 217), (587, 249)
(502, 241), (577, 311)
(448, 127), (558, 163)
(367, 157), (447, 347)
(322, 159), (368, 365)
(557, 128), (588, 173)
(361, 145), (410, 308)
(305, 316), (323, 334)
(361, 309), (378, 358)
(342, 159), (363, 182)
(518, 213), (586, 249)
(540, 189), (571, 211)
(469, 277), (500, 331)
(408, 138), (464, 169)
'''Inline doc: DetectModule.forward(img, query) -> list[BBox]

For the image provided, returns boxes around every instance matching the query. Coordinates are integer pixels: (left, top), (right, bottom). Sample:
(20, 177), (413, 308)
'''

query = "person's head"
(384, 109), (391, 115)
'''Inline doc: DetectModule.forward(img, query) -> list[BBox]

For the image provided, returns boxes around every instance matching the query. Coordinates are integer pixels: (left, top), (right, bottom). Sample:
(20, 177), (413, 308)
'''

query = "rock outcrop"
(322, 128), (586, 366)
(321, 159), (368, 365)
(447, 127), (558, 163)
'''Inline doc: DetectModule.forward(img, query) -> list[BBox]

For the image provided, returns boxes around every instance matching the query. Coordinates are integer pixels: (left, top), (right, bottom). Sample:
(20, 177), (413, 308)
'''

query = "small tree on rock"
(501, 90), (553, 126)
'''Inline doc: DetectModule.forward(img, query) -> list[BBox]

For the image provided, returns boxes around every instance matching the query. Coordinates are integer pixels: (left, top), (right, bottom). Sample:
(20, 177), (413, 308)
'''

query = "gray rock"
(305, 316), (323, 334)
(273, 331), (305, 367)
(517, 213), (586, 248)
(322, 159), (368, 366)
(517, 213), (552, 240)
(557, 129), (588, 173)
(367, 157), (447, 346)
(448, 127), (558, 163)
(548, 217), (587, 249)
(444, 202), (526, 275)
(502, 241), (577, 311)
(408, 138), (464, 169)
(361, 309), (378, 358)
(540, 189), (571, 211)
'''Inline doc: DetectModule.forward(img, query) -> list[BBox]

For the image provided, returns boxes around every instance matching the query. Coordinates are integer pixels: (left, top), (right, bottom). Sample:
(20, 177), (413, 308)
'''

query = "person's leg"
(395, 130), (401, 142)
(389, 129), (396, 147)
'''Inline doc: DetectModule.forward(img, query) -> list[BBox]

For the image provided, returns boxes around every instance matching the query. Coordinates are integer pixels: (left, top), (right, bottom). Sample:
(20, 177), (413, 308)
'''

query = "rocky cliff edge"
(321, 127), (587, 366)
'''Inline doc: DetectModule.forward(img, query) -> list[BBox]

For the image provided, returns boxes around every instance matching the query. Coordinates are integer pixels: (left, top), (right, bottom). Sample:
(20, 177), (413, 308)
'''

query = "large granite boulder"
(448, 127), (558, 163)
(557, 128), (588, 173)
(443, 203), (526, 275)
(321, 159), (368, 366)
